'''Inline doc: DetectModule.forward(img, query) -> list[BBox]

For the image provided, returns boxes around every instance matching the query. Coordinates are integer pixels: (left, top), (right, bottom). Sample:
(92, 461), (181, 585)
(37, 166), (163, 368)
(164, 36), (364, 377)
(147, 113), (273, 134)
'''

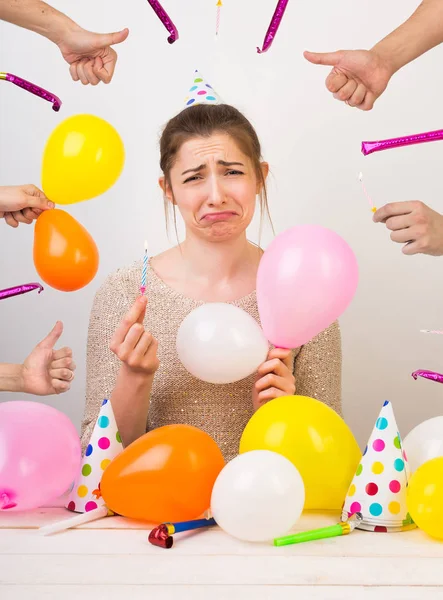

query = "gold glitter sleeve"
(293, 320), (342, 416)
(80, 270), (130, 453)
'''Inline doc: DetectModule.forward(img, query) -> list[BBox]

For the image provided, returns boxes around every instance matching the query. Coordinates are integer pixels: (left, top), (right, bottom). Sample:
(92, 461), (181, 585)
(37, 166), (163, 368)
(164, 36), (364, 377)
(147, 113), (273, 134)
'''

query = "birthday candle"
(358, 172), (376, 213)
(420, 329), (443, 335)
(216, 0), (222, 36)
(140, 241), (148, 295)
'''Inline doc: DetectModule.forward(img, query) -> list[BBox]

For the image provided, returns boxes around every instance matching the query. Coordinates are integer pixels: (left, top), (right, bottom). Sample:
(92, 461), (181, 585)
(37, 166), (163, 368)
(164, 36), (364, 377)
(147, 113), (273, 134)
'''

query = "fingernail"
(47, 201), (55, 209)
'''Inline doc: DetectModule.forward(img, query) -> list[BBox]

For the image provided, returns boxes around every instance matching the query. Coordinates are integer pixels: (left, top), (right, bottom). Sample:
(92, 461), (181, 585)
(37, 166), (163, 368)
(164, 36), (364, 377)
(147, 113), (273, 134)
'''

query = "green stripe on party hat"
(65, 399), (123, 514)
(184, 70), (224, 108)
(342, 401), (414, 532)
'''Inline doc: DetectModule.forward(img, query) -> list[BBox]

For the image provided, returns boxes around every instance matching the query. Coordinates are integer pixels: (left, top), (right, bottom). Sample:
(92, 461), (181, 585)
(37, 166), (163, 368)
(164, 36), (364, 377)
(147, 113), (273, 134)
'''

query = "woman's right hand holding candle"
(109, 296), (159, 446)
(110, 296), (159, 376)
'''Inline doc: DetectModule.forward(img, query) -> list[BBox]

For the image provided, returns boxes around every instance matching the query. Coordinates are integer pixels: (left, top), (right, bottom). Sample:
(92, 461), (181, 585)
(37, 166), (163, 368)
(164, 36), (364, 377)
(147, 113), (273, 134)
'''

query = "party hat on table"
(184, 70), (224, 108)
(66, 399), (123, 514)
(341, 401), (415, 533)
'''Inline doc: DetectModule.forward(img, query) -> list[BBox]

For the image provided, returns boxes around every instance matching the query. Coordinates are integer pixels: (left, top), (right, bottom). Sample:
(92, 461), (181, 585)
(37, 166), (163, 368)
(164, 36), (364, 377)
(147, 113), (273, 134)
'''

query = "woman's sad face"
(160, 133), (269, 242)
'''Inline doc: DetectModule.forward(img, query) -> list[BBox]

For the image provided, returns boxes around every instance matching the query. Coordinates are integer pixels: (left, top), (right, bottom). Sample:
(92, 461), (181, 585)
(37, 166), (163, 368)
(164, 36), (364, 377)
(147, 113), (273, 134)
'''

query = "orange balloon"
(33, 209), (99, 292)
(101, 425), (225, 523)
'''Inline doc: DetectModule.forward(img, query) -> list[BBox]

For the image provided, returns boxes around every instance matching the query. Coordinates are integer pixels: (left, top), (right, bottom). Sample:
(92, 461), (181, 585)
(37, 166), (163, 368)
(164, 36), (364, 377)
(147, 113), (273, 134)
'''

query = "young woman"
(81, 103), (341, 461)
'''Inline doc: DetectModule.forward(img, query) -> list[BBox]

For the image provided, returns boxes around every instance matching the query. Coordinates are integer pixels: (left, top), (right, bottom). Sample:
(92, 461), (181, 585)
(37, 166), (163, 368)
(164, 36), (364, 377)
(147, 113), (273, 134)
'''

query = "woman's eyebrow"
(181, 160), (244, 176)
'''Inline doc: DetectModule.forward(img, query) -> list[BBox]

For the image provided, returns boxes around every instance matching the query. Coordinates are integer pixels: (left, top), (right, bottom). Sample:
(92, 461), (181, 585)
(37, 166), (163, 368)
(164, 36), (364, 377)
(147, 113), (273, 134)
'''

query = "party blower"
(149, 515), (217, 549)
(0, 72), (61, 111)
(274, 513), (362, 547)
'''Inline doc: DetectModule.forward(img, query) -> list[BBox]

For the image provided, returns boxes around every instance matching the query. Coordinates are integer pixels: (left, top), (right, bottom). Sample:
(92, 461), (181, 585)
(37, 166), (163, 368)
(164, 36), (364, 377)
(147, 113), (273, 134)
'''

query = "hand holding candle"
(110, 297), (159, 378)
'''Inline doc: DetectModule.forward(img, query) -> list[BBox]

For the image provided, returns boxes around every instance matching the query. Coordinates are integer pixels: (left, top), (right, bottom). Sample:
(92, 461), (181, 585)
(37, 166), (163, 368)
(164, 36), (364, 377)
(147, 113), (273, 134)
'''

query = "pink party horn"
(0, 282), (44, 301)
(146, 1), (178, 44)
(362, 128), (443, 156)
(0, 72), (61, 111)
(412, 370), (443, 384)
(257, 0), (289, 53)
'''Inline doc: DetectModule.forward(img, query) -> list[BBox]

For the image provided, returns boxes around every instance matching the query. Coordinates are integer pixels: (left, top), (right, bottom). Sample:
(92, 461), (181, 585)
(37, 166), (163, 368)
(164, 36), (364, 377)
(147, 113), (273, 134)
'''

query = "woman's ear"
(256, 162), (269, 194)
(159, 176), (174, 204)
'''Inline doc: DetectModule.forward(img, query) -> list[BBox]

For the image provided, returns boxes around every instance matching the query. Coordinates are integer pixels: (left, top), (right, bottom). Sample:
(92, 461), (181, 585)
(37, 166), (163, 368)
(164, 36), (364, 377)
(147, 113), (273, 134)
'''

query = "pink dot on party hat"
(373, 439), (385, 452)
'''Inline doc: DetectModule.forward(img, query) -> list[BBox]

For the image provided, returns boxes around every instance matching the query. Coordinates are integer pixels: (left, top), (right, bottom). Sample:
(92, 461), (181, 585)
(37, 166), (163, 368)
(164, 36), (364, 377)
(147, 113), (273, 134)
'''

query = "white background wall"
(1, 0), (442, 448)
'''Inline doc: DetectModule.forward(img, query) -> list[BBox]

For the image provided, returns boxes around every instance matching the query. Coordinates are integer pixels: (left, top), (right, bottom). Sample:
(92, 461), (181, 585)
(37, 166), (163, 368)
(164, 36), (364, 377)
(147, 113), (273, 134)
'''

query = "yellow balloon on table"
(407, 457), (443, 540)
(239, 395), (361, 510)
(41, 114), (125, 205)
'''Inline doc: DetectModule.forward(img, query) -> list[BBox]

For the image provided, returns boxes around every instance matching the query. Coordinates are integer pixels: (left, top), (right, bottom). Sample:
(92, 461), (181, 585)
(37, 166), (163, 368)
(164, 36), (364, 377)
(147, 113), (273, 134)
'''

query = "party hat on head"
(184, 70), (223, 108)
(66, 399), (123, 514)
(341, 400), (415, 533)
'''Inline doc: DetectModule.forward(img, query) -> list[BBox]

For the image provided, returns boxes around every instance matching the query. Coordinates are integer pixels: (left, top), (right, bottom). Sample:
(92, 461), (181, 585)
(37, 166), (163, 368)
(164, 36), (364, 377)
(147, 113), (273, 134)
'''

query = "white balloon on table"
(210, 450), (305, 542)
(403, 416), (443, 473)
(176, 303), (269, 384)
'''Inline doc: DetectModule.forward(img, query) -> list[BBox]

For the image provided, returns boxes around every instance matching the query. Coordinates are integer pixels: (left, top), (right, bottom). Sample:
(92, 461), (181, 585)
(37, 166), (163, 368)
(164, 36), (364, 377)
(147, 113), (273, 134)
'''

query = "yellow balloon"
(407, 457), (443, 539)
(239, 395), (361, 510)
(42, 114), (125, 205)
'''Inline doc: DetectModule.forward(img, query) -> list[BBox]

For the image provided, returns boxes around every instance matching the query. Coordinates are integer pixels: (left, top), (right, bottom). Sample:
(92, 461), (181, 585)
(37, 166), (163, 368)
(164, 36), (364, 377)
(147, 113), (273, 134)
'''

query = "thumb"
(304, 50), (344, 66)
(38, 321), (63, 350)
(98, 28), (129, 47)
(24, 186), (54, 210)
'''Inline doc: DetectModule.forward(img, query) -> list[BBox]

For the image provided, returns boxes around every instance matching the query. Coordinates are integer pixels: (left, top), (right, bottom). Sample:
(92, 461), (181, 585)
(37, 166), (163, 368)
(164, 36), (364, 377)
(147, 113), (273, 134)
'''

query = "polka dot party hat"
(184, 70), (224, 108)
(341, 401), (415, 533)
(65, 399), (123, 514)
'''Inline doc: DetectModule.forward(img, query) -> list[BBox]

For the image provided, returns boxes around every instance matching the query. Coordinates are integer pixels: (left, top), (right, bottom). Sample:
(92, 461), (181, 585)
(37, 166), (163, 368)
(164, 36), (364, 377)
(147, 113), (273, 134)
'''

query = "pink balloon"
(0, 401), (81, 512)
(257, 225), (358, 348)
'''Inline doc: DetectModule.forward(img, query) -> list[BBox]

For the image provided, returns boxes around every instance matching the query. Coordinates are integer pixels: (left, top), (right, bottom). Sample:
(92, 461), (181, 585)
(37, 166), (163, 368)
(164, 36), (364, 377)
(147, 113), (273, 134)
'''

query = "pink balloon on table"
(0, 401), (81, 512)
(256, 225), (358, 349)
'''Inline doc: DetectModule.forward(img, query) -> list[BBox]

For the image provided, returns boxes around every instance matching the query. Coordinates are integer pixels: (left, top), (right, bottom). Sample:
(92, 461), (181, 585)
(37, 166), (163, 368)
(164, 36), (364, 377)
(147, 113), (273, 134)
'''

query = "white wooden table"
(2, 498), (443, 600)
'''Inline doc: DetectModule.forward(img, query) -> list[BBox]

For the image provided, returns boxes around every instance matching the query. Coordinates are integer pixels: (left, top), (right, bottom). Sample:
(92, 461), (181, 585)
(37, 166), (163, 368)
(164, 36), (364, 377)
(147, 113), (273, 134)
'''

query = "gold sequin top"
(81, 260), (342, 461)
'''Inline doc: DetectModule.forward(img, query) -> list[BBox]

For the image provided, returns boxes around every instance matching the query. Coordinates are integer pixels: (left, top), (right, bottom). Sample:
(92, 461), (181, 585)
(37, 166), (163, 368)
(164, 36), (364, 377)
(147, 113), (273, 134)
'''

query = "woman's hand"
(252, 348), (296, 411)
(110, 296), (159, 376)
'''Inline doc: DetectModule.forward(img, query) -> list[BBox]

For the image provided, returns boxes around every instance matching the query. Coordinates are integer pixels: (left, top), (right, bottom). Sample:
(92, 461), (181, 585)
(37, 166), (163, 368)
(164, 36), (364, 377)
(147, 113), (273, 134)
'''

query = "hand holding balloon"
(0, 184), (54, 228)
(252, 348), (295, 410)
